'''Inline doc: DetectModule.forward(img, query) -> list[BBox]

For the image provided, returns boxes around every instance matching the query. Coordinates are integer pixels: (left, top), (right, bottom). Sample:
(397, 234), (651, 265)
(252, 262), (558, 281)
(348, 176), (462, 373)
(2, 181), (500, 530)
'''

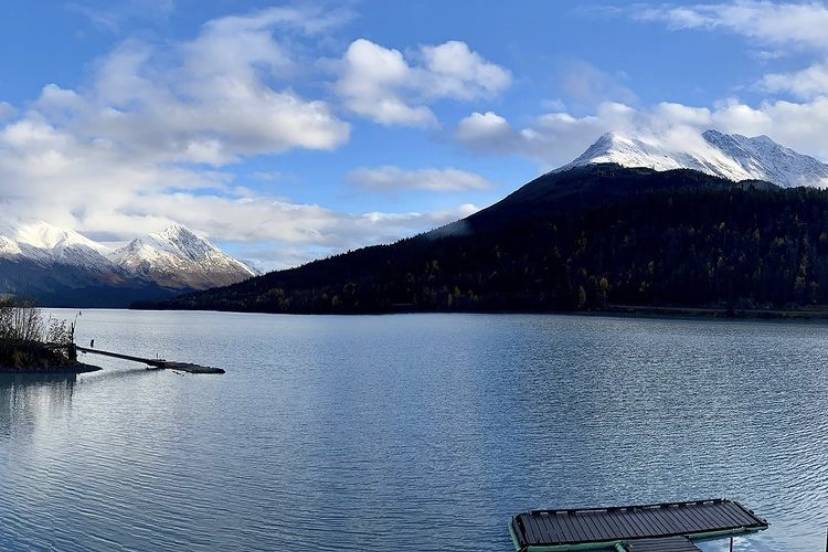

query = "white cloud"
(336, 39), (436, 127)
(635, 1), (828, 52)
(454, 105), (623, 166)
(95, 192), (477, 246)
(419, 41), (513, 100)
(92, 193), (479, 270)
(0, 5), (353, 189)
(760, 62), (828, 99)
(54, 10), (352, 166)
(455, 97), (828, 167)
(348, 166), (492, 192)
(335, 38), (511, 126)
(454, 111), (523, 152)
(0, 6), (481, 269)
(0, 5), (354, 227)
(629, 3), (828, 108)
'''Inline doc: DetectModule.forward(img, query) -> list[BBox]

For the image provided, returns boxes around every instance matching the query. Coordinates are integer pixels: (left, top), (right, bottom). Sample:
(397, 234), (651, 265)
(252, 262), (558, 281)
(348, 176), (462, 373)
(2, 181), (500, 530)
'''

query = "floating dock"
(75, 345), (225, 374)
(509, 499), (768, 552)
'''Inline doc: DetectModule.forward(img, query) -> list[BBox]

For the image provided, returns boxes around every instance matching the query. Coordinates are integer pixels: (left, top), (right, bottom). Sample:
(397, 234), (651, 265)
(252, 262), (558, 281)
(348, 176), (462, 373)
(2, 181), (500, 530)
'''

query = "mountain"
(141, 162), (828, 314)
(139, 130), (828, 315)
(0, 222), (255, 307)
(111, 224), (257, 290)
(2, 222), (114, 271)
(559, 129), (828, 188)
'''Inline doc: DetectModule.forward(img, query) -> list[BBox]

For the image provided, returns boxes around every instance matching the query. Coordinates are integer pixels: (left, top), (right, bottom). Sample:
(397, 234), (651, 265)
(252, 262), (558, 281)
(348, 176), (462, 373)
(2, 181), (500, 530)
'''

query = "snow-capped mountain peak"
(1, 221), (115, 271)
(111, 224), (257, 289)
(0, 221), (256, 293)
(559, 129), (828, 188)
(150, 224), (214, 261)
(15, 221), (110, 254)
(0, 236), (22, 256)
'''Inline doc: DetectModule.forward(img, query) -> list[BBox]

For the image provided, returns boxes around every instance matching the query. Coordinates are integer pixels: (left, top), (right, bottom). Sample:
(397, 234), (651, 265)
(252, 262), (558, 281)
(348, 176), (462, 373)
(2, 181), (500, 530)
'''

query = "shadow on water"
(78, 366), (154, 383)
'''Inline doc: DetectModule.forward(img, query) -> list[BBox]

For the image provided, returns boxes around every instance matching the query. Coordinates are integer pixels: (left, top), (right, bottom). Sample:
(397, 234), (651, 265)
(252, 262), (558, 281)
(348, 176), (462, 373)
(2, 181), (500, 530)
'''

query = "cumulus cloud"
(0, 6), (480, 269)
(348, 166), (492, 192)
(48, 8), (352, 167)
(0, 6), (352, 232)
(335, 38), (511, 126)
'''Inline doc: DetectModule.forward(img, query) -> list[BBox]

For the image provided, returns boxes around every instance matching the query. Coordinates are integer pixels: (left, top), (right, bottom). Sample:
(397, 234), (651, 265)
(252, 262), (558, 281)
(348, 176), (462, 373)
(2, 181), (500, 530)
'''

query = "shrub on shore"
(0, 301), (79, 371)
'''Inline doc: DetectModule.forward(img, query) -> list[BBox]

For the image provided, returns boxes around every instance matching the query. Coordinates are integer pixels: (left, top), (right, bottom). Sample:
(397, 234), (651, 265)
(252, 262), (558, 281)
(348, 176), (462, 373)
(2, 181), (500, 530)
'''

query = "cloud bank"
(0, 6), (486, 269)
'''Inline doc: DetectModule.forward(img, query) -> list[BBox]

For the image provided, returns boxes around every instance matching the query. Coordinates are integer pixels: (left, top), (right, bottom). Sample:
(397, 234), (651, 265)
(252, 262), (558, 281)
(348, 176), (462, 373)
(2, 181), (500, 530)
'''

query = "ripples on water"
(0, 311), (825, 551)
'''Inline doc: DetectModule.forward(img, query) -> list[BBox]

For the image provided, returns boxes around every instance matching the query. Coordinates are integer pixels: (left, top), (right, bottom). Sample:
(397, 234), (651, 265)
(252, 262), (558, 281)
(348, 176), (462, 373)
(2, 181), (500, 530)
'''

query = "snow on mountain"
(0, 221), (256, 291)
(11, 221), (114, 270)
(15, 222), (108, 253)
(0, 236), (22, 257)
(111, 224), (257, 289)
(559, 129), (828, 188)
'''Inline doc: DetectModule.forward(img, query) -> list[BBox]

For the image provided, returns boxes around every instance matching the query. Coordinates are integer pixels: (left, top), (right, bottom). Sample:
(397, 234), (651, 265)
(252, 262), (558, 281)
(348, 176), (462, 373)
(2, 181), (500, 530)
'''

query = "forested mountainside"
(142, 165), (828, 314)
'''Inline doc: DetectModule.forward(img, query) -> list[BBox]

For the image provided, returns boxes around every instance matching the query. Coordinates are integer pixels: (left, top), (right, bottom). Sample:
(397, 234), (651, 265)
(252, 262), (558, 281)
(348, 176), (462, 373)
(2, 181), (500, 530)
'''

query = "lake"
(0, 310), (825, 551)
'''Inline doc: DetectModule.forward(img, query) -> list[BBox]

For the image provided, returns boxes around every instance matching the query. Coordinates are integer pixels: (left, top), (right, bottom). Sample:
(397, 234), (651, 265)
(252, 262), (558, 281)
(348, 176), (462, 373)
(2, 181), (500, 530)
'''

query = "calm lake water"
(0, 310), (825, 551)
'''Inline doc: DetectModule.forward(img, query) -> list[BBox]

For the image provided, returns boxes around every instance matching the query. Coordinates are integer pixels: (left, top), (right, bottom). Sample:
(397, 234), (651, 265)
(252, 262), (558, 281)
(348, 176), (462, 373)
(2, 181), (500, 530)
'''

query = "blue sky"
(2, 1), (828, 268)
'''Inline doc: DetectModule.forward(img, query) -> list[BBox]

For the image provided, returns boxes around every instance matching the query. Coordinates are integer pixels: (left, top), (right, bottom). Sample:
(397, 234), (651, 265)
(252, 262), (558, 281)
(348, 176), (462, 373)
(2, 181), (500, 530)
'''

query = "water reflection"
(0, 310), (823, 551)
(0, 373), (76, 438)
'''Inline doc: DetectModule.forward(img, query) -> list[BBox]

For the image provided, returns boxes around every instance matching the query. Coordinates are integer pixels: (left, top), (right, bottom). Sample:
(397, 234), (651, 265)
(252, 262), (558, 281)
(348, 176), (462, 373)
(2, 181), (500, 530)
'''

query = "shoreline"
(597, 304), (828, 321)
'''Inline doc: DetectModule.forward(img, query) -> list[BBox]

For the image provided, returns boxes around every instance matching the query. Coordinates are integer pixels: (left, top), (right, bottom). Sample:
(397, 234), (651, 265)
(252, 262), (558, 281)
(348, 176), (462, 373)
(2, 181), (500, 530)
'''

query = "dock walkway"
(509, 499), (768, 552)
(75, 345), (225, 374)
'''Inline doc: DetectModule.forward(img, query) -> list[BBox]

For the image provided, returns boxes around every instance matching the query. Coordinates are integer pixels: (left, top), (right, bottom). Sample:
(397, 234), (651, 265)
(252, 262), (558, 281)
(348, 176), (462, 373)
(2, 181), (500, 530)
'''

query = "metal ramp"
(625, 536), (702, 552)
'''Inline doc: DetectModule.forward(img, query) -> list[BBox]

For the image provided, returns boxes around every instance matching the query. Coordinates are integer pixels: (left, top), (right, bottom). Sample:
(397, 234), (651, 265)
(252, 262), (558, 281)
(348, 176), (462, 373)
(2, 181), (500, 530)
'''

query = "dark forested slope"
(141, 164), (828, 313)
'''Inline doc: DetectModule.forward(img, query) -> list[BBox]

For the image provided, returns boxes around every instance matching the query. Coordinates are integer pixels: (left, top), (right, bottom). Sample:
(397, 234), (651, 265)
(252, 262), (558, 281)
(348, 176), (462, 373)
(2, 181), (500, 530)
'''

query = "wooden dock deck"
(509, 499), (768, 552)
(75, 345), (225, 374)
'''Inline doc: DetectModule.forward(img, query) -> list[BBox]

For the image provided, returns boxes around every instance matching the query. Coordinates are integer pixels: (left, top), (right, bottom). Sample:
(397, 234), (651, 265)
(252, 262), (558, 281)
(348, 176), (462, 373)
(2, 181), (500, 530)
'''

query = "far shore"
(592, 304), (828, 321)
(125, 302), (828, 322)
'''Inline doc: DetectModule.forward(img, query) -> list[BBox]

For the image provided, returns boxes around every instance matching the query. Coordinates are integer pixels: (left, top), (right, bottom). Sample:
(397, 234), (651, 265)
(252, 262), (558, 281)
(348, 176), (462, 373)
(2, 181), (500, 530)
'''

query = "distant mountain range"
(0, 222), (256, 307)
(13, 128), (828, 312)
(143, 129), (828, 314)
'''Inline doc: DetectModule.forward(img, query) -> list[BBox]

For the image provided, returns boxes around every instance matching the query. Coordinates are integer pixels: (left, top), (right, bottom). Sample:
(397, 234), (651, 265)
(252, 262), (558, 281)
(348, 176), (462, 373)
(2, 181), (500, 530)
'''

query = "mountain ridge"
(141, 164), (828, 314)
(557, 129), (828, 188)
(0, 221), (256, 306)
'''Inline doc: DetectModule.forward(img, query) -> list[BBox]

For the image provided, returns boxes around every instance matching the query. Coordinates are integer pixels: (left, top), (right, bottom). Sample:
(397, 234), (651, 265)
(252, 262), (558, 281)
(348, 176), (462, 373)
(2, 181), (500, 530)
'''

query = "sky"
(2, 1), (828, 269)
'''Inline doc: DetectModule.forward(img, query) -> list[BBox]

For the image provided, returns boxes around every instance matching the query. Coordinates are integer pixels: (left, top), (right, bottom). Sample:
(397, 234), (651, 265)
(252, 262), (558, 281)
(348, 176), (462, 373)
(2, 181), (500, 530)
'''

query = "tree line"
(148, 169), (828, 314)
